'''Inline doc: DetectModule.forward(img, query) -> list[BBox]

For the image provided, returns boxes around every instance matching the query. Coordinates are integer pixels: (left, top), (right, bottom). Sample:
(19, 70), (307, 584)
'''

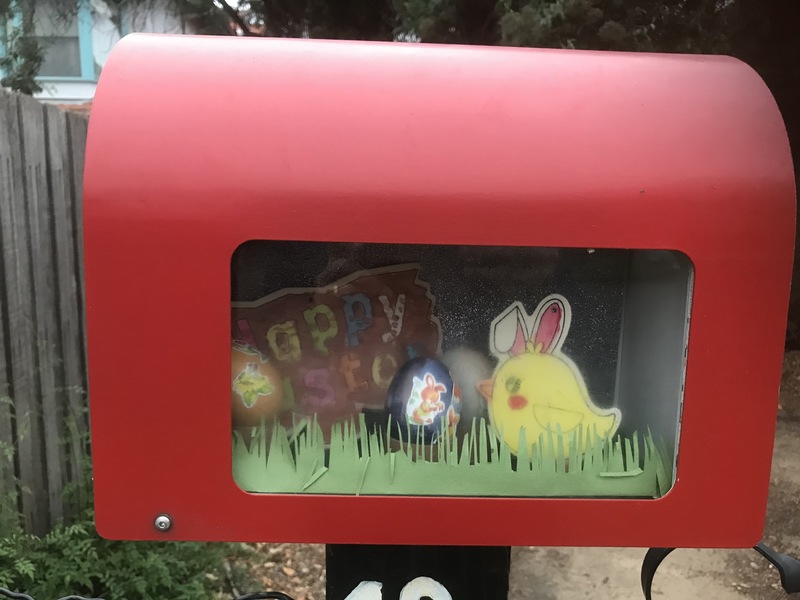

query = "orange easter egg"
(231, 345), (283, 428)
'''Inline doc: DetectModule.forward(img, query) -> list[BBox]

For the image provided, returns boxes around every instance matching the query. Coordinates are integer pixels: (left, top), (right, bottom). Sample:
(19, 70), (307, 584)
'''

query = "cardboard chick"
(478, 295), (620, 455)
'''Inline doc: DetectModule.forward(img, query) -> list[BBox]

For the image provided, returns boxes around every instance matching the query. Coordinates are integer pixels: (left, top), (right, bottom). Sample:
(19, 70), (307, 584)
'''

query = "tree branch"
(215, 0), (256, 35)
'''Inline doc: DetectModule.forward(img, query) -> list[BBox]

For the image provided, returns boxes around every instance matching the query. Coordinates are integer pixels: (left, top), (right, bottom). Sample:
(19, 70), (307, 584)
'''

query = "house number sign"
(345, 577), (452, 599)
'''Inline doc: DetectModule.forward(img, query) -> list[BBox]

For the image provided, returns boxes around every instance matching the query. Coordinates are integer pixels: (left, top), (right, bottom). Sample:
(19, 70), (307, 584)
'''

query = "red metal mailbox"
(84, 33), (795, 547)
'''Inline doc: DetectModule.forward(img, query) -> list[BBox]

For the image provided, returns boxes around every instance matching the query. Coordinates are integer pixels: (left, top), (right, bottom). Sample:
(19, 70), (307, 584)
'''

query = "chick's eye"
(505, 377), (522, 394)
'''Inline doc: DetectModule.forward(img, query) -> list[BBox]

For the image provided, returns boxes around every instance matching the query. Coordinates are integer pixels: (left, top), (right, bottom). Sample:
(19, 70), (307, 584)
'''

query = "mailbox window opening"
(231, 242), (692, 499)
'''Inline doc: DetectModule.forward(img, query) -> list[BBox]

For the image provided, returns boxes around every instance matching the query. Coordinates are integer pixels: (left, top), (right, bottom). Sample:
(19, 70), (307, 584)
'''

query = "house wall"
(37, 80), (98, 103)
(91, 0), (189, 67)
(32, 0), (194, 104)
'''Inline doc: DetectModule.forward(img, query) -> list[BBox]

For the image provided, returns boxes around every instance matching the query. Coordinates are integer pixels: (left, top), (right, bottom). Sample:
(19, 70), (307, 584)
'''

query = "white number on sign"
(344, 576), (453, 600)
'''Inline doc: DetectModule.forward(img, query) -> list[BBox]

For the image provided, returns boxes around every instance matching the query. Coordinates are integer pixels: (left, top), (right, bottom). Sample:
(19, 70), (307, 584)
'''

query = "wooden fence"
(0, 88), (89, 535)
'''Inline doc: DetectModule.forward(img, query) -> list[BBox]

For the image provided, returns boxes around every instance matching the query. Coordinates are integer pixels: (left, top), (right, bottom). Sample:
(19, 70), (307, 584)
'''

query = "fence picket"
(66, 113), (88, 383)
(47, 105), (88, 510)
(0, 97), (17, 524)
(19, 95), (67, 528)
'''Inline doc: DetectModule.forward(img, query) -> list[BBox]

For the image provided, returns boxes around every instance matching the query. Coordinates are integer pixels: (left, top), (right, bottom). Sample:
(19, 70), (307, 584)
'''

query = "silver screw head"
(154, 514), (172, 532)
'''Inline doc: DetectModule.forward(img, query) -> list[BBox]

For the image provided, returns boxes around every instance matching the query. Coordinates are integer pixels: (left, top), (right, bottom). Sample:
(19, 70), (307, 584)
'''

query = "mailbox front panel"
(84, 35), (795, 546)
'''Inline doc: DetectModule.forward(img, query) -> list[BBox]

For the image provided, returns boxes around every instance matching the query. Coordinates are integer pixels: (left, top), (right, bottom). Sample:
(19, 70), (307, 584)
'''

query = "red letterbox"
(84, 34), (795, 547)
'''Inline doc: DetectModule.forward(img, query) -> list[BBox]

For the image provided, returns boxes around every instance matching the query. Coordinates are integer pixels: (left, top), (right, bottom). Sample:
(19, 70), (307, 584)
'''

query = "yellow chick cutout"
(477, 295), (620, 455)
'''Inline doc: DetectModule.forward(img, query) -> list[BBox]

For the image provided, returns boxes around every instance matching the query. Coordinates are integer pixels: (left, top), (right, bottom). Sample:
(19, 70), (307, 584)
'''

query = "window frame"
(0, 0), (95, 83)
(0, 10), (22, 81)
(36, 0), (96, 82)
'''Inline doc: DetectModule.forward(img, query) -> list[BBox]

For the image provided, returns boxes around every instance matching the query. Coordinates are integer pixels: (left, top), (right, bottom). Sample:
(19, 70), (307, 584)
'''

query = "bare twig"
(215, 0), (256, 36)
(224, 558), (242, 598)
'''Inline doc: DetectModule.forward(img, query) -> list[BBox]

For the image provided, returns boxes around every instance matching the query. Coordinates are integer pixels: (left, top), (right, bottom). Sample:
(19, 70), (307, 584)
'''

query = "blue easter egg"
(386, 357), (462, 443)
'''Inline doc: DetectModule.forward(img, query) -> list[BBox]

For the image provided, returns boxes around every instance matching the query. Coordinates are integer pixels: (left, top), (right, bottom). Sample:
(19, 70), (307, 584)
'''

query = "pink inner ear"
(533, 301), (563, 353)
(510, 310), (528, 356)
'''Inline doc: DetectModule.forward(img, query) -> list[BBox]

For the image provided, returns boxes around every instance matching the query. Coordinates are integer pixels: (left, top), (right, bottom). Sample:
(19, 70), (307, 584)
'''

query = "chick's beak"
(477, 379), (494, 402)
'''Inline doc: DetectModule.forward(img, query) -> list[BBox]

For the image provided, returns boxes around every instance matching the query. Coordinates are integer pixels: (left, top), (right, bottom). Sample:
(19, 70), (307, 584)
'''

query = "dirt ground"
(507, 417), (800, 600)
(241, 352), (800, 600)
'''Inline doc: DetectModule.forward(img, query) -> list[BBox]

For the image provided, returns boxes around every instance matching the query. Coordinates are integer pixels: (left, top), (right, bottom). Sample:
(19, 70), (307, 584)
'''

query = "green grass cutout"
(232, 418), (673, 498)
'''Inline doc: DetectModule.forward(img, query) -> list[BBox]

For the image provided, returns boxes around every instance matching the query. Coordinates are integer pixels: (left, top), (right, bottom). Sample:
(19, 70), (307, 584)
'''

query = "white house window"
(33, 0), (82, 77)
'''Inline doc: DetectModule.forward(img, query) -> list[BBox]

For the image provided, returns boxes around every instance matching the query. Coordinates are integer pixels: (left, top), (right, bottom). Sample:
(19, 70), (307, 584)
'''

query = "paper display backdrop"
(478, 295), (621, 455)
(232, 271), (669, 498)
(231, 264), (442, 439)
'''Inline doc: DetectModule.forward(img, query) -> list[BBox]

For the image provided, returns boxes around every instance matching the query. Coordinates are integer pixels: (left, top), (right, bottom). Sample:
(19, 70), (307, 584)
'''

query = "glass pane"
(36, 36), (81, 77)
(231, 242), (692, 499)
(33, 0), (80, 77)
(33, 0), (79, 36)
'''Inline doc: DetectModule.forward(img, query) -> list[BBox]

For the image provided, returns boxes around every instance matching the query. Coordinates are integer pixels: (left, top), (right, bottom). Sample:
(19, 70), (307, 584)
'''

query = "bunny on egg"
(477, 294), (621, 455)
(411, 373), (447, 425)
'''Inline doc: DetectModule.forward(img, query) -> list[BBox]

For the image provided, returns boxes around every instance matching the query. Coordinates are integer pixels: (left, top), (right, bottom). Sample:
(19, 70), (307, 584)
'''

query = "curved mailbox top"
(86, 34), (793, 235)
(84, 34), (796, 546)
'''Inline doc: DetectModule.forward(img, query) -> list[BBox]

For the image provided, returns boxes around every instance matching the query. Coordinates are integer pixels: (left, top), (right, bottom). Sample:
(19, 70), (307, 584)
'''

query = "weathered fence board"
(0, 98), (17, 515)
(0, 89), (89, 534)
(46, 105), (88, 510)
(21, 95), (67, 527)
(66, 113), (88, 379)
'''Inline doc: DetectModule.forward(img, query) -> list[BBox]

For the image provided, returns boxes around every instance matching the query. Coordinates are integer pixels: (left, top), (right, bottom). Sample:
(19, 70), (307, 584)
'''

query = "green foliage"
(0, 501), (253, 599)
(1, 383), (252, 599)
(395, 0), (729, 53)
(0, 0), (746, 93)
(497, 0), (728, 52)
(0, 400), (20, 536)
(393, 0), (498, 44)
(1, 391), (253, 600)
(0, 1), (43, 95)
(236, 0), (396, 39)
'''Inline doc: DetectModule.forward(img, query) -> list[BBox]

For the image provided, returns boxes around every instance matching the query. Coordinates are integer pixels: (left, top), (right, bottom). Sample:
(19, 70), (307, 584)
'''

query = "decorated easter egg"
(231, 344), (284, 428)
(386, 357), (461, 443)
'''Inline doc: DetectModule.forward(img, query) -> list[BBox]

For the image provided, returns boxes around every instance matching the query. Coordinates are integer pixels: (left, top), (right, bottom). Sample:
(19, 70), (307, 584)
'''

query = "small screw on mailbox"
(154, 515), (172, 532)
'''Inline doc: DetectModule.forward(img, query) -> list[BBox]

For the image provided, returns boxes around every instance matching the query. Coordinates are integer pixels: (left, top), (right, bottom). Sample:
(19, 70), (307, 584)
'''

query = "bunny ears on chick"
(491, 294), (572, 359)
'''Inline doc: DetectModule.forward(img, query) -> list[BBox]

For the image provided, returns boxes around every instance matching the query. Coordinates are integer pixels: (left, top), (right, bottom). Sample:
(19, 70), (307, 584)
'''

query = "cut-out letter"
(342, 293), (372, 347)
(266, 321), (301, 362)
(379, 294), (406, 342)
(304, 304), (339, 356)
